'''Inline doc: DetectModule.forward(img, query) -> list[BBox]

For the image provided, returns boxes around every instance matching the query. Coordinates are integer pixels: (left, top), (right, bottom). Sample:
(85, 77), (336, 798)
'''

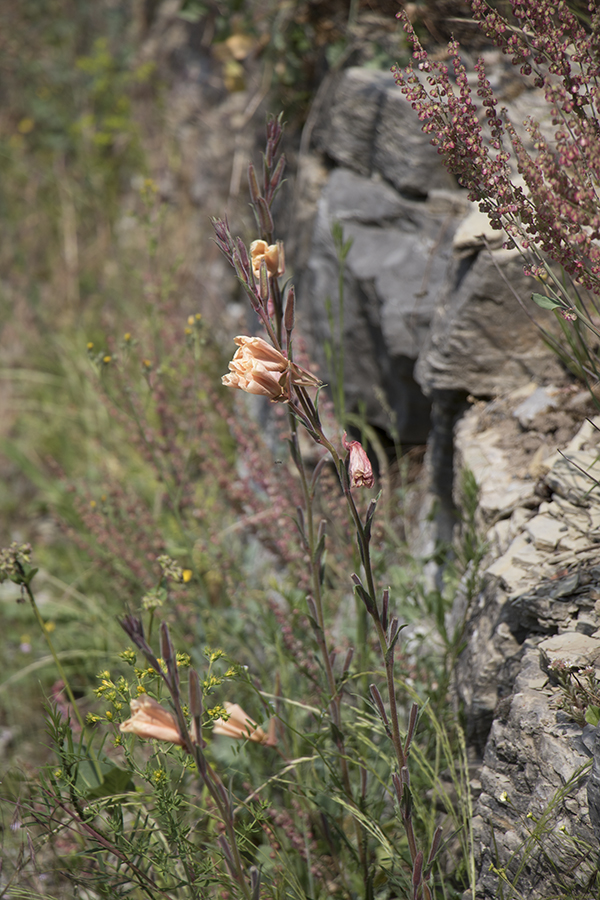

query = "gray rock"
(373, 83), (456, 197)
(299, 168), (464, 442)
(315, 67), (455, 196)
(415, 248), (562, 397)
(545, 450), (600, 507)
(316, 68), (392, 178)
(513, 386), (559, 428)
(452, 204), (505, 252)
(587, 725), (600, 841)
(472, 646), (595, 899)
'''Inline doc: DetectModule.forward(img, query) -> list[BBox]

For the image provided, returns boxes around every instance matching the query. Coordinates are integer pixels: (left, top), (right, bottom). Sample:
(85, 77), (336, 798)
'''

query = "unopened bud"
(270, 155), (286, 194)
(217, 835), (236, 878)
(236, 237), (251, 279)
(412, 851), (424, 889)
(427, 826), (443, 867)
(160, 622), (179, 691)
(405, 702), (419, 755)
(388, 617), (400, 646)
(259, 258), (269, 304)
(160, 621), (174, 665)
(381, 588), (389, 631)
(370, 684), (389, 727)
(250, 866), (261, 900)
(248, 163), (261, 206)
(256, 197), (274, 238)
(284, 284), (295, 334)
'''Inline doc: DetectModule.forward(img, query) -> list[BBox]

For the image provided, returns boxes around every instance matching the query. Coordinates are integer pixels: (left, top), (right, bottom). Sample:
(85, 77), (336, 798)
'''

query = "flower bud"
(248, 163), (261, 206)
(284, 284), (295, 334)
(342, 433), (374, 489)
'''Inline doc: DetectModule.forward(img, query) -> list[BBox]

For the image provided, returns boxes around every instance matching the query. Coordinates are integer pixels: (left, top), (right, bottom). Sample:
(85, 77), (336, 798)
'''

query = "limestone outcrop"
(299, 63), (600, 897)
(300, 67), (561, 455)
(455, 397), (600, 896)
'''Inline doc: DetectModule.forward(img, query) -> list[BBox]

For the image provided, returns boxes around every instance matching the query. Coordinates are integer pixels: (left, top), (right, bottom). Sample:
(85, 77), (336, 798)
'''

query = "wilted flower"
(119, 695), (184, 745)
(222, 335), (320, 401)
(342, 433), (374, 489)
(212, 702), (276, 746)
(222, 335), (288, 399)
(249, 239), (284, 279)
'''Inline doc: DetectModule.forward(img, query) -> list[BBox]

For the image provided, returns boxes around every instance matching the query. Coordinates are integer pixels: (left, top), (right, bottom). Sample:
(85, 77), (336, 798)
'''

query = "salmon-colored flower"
(222, 335), (320, 401)
(212, 702), (277, 747)
(222, 335), (288, 399)
(342, 433), (374, 489)
(119, 695), (184, 745)
(249, 239), (284, 279)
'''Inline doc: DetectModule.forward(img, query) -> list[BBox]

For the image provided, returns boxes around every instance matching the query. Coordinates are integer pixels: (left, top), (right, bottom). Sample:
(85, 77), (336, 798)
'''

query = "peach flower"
(212, 702), (276, 747)
(249, 239), (284, 279)
(222, 335), (320, 401)
(119, 695), (184, 745)
(342, 433), (374, 489)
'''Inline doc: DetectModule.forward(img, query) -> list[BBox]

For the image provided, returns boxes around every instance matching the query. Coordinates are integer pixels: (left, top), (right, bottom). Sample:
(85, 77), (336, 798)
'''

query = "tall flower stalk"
(213, 116), (441, 898)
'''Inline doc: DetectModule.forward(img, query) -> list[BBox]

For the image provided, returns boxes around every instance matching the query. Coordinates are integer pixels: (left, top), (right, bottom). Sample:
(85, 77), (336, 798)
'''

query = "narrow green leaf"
(531, 292), (562, 310)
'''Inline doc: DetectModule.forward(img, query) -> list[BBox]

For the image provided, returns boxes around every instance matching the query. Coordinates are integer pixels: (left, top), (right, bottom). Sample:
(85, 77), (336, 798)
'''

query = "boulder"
(453, 401), (600, 894)
(472, 645), (595, 900)
(315, 67), (456, 196)
(299, 168), (466, 443)
(415, 248), (563, 397)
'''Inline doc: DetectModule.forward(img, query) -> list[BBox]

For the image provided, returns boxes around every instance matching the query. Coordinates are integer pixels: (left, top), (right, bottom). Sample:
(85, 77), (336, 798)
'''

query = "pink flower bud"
(342, 433), (374, 489)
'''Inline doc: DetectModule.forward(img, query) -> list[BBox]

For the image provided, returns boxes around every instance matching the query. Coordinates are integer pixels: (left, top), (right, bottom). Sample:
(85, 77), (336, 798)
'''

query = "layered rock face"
(299, 65), (600, 897)
(455, 401), (600, 897)
(299, 67), (560, 455)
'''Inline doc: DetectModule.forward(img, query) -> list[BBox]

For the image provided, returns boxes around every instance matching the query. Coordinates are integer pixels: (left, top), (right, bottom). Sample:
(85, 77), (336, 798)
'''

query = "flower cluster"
(392, 0), (600, 294)
(222, 335), (321, 402)
(0, 542), (32, 583)
(119, 696), (276, 748)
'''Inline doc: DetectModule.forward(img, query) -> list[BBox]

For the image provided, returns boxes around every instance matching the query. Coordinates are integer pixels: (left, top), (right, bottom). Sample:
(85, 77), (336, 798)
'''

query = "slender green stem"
(25, 582), (105, 787)
(375, 617), (406, 771)
(288, 408), (368, 878)
(25, 583), (85, 732)
(190, 740), (252, 900)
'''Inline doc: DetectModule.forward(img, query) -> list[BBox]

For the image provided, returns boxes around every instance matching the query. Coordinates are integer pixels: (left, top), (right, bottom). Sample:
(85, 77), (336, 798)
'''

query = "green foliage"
(4, 3), (596, 898)
(0, 112), (479, 898)
(531, 292), (562, 311)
